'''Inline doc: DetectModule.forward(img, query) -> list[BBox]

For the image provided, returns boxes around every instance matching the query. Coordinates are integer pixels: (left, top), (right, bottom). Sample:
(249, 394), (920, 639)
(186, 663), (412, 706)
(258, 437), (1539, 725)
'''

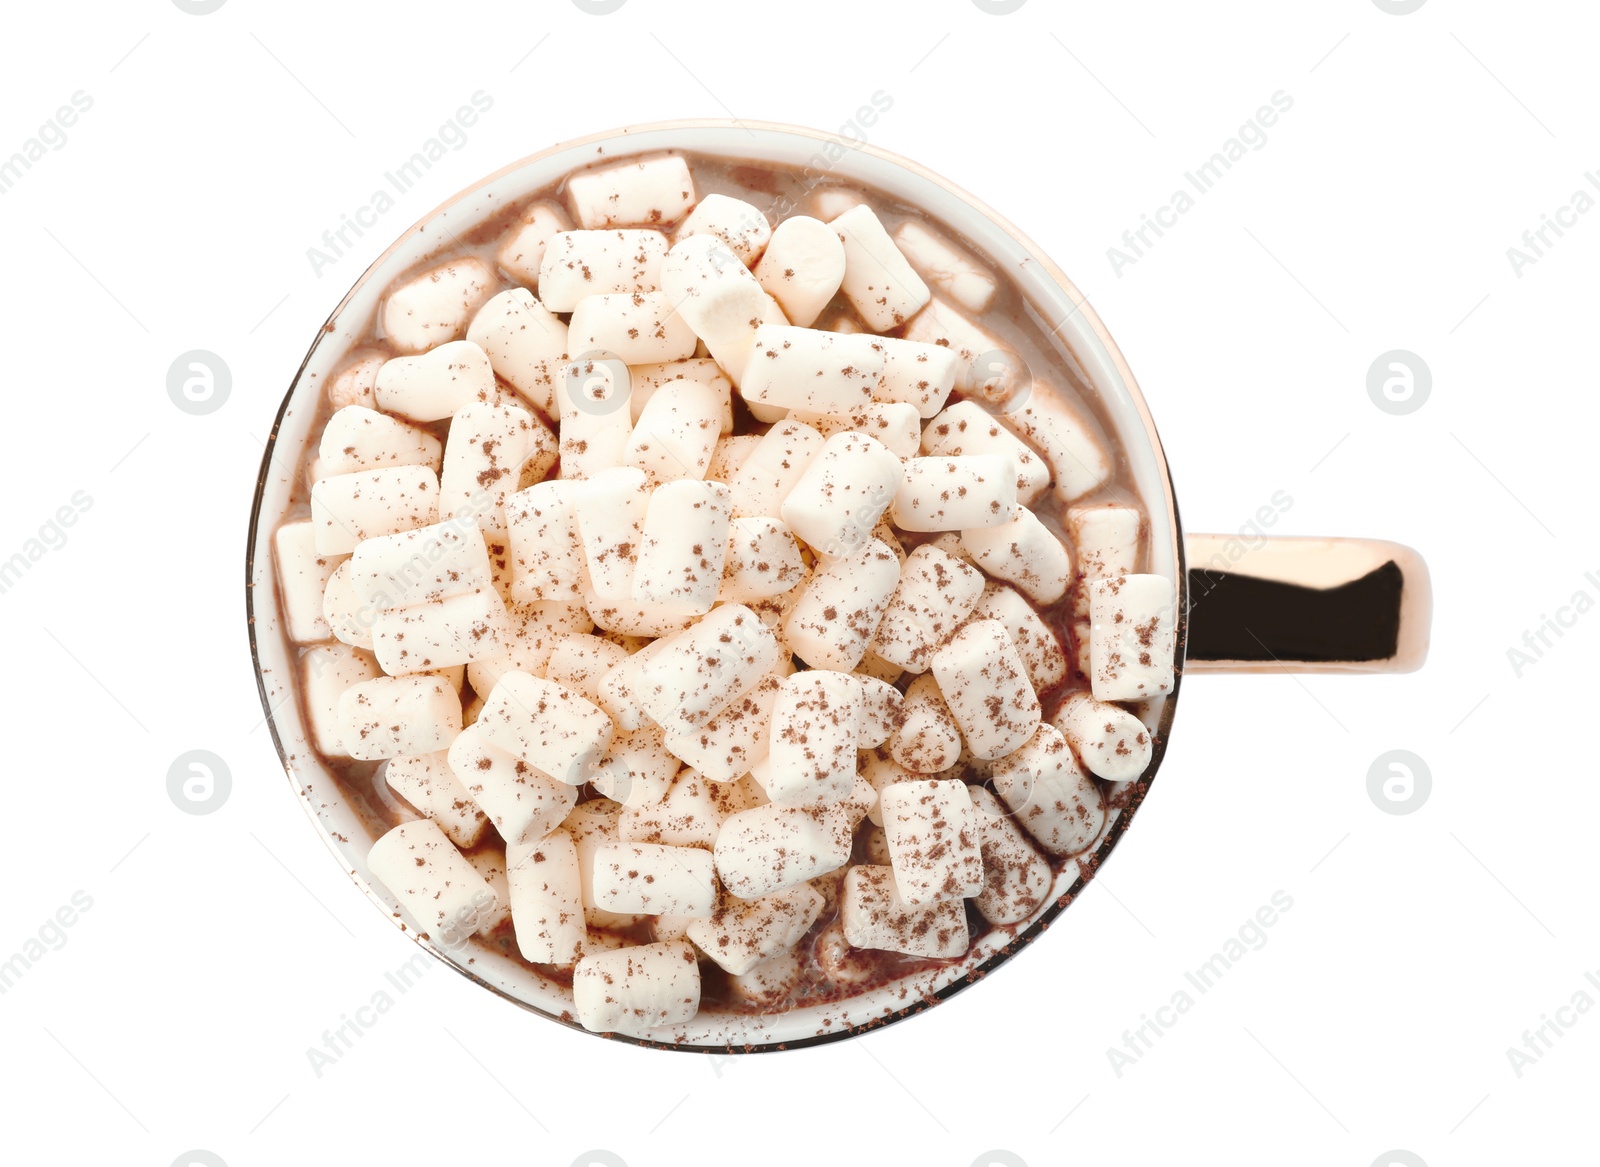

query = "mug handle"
(1183, 535), (1431, 674)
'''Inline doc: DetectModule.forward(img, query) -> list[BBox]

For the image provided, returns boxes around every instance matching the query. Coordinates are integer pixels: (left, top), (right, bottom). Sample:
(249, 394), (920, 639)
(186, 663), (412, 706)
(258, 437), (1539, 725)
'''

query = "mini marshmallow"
(469, 600), (594, 694)
(538, 229), (669, 312)
(323, 560), (372, 648)
(496, 200), (572, 289)
(571, 939), (700, 1037)
(310, 466), (440, 556)
(739, 326), (884, 414)
(555, 357), (634, 479)
(1007, 390), (1112, 503)
(367, 819), (499, 946)
(880, 779), (983, 904)
(810, 187), (865, 221)
(440, 401), (557, 531)
(584, 592), (700, 640)
(319, 406), (442, 478)
(930, 619), (1041, 761)
(922, 401), (1050, 504)
(373, 588), (509, 675)
(466, 289), (569, 418)
(714, 803), (853, 899)
(840, 864), (966, 958)
(862, 752), (915, 828)
(301, 643), (381, 756)
(382, 257), (495, 354)
(686, 884), (825, 976)
(563, 800), (646, 931)
(790, 402), (922, 459)
(894, 455), (1017, 533)
(569, 291), (696, 366)
(633, 479), (731, 614)
(871, 544), (985, 672)
(545, 634), (630, 704)
(636, 603), (780, 733)
(1054, 691), (1153, 782)
(591, 842), (717, 917)
(1087, 574), (1176, 702)
(275, 520), (341, 643)
(970, 582), (1069, 693)
(756, 670), (860, 807)
(589, 724), (681, 809)
(874, 338), (960, 419)
(625, 378), (724, 485)
(960, 504), (1072, 604)
(753, 215), (846, 327)
(661, 666), (785, 783)
(475, 671), (615, 786)
(383, 752), (488, 848)
(447, 722), (577, 846)
(779, 431), (902, 557)
(891, 219), (998, 314)
(375, 341), (497, 423)
(328, 352), (382, 410)
(728, 419), (826, 518)
(901, 296), (1006, 390)
(505, 480), (584, 604)
(783, 539), (901, 672)
(348, 515), (491, 611)
(630, 359), (734, 435)
(620, 769), (748, 847)
(506, 828), (585, 965)
(718, 516), (806, 604)
(968, 786), (1052, 926)
(566, 153), (696, 229)
(674, 192), (771, 263)
(991, 723), (1105, 856)
(1066, 502), (1142, 650)
(573, 467), (649, 600)
(705, 433), (760, 480)
(851, 675), (905, 747)
(889, 674), (962, 774)
(595, 638), (672, 732)
(337, 674), (462, 760)
(660, 234), (776, 383)
(831, 204), (930, 330)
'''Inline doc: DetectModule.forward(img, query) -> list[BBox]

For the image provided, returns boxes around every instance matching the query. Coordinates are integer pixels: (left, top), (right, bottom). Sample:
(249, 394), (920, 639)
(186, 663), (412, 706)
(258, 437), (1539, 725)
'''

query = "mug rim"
(245, 117), (1189, 1053)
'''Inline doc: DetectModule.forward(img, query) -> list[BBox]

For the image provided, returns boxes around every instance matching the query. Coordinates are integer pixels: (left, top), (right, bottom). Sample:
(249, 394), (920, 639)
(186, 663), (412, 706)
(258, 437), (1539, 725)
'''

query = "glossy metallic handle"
(1183, 535), (1431, 674)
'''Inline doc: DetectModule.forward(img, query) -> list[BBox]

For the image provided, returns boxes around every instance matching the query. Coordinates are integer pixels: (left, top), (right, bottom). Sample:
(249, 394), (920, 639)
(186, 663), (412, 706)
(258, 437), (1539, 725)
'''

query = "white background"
(1, 1), (1593, 1165)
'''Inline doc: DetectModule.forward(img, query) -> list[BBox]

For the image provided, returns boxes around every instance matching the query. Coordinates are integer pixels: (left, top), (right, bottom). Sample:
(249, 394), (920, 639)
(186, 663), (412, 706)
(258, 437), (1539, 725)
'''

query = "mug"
(246, 119), (1430, 1052)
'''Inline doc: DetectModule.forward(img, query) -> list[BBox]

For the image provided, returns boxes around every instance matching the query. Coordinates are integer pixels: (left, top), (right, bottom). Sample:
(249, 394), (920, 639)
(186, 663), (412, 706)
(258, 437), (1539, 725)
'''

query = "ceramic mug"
(246, 119), (1430, 1052)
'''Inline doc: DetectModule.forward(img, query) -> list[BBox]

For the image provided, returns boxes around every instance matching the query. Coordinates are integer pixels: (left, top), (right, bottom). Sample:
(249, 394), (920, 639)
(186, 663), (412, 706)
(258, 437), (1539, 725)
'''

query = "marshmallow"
(714, 803), (852, 899)
(831, 204), (930, 330)
(571, 939), (701, 1037)
(586, 593), (709, 643)
(505, 480), (584, 604)
(1066, 502), (1142, 629)
(870, 544), (985, 672)
(889, 674), (962, 774)
(1087, 574), (1177, 702)
(661, 666), (785, 783)
(572, 467), (649, 601)
(893, 455), (1017, 533)
(810, 187), (864, 221)
(555, 357), (634, 479)
(595, 638), (671, 732)
(718, 516), (806, 604)
(337, 674), (462, 760)
(1054, 691), (1153, 782)
(625, 378), (724, 485)
(373, 588), (510, 675)
(440, 402), (557, 532)
(991, 724), (1105, 856)
(863, 752), (915, 828)
(538, 229), (669, 312)
(375, 341), (497, 423)
(637, 603), (780, 734)
(447, 721), (577, 846)
(874, 338), (960, 419)
(852, 676), (904, 748)
(591, 842), (717, 918)
(465, 289), (569, 418)
(661, 235), (778, 384)
(318, 406), (442, 478)
(630, 359), (734, 435)
(858, 650), (904, 687)
(275, 520), (340, 643)
(753, 215), (846, 327)
(960, 504), (1072, 604)
(968, 786), (1052, 926)
(1007, 391), (1112, 503)
(475, 671), (615, 786)
(705, 433), (761, 481)
(780, 431), (902, 556)
(755, 670), (861, 806)
(589, 724), (681, 808)
(545, 634), (630, 704)
(310, 466), (440, 556)
(790, 402), (922, 459)
(569, 291), (696, 366)
(674, 192), (771, 263)
(301, 643), (382, 756)
(783, 538), (901, 672)
(686, 884), (825, 975)
(496, 200), (572, 289)
(383, 752), (488, 848)
(367, 819), (499, 947)
(619, 769), (748, 847)
(891, 219), (998, 314)
(381, 257), (495, 354)
(563, 799), (646, 931)
(969, 582), (1069, 693)
(930, 619), (1041, 761)
(327, 352), (382, 410)
(323, 559), (372, 648)
(880, 779), (983, 904)
(922, 401), (1050, 504)
(728, 419), (826, 518)
(566, 153), (696, 230)
(506, 828), (585, 965)
(469, 599), (593, 693)
(739, 326), (884, 414)
(840, 864), (966, 958)
(633, 479), (732, 614)
(348, 515), (491, 611)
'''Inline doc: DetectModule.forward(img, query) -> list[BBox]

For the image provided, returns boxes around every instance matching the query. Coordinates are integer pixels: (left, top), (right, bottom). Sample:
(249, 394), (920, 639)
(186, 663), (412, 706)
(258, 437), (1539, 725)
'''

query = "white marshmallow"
(991, 723), (1105, 856)
(383, 752), (488, 848)
(569, 291), (697, 366)
(505, 480), (584, 604)
(496, 200), (572, 289)
(544, 634), (629, 704)
(705, 434), (759, 481)
(625, 378), (724, 485)
(753, 215), (846, 327)
(810, 187), (864, 221)
(686, 884), (825, 976)
(875, 337), (960, 419)
(367, 819), (499, 947)
(469, 600), (593, 694)
(894, 455), (1017, 533)
(891, 219), (998, 314)
(901, 296), (1004, 390)
(889, 674), (962, 774)
(595, 638), (671, 732)
(591, 842), (717, 917)
(373, 588), (509, 675)
(584, 592), (700, 640)
(851, 675), (904, 748)
(440, 401), (557, 533)
(862, 752), (915, 827)
(465, 289), (569, 418)
(572, 467), (649, 601)
(275, 520), (341, 643)
(728, 419), (826, 518)
(348, 514), (491, 611)
(1054, 690), (1153, 782)
(714, 803), (852, 899)
(1066, 502), (1142, 624)
(718, 516), (806, 604)
(563, 800), (646, 931)
(880, 779), (983, 904)
(674, 192), (771, 263)
(475, 671), (615, 786)
(318, 406), (442, 478)
(589, 724), (681, 808)
(968, 786), (1052, 926)
(538, 229), (669, 312)
(779, 431), (902, 556)
(840, 864), (966, 958)
(447, 721), (577, 846)
(301, 643), (381, 756)
(757, 670), (861, 807)
(1007, 390), (1112, 503)
(555, 356), (634, 479)
(327, 352), (382, 410)
(323, 559), (372, 648)
(661, 666), (785, 783)
(636, 603), (780, 733)
(630, 359), (734, 435)
(506, 828), (585, 965)
(310, 466), (440, 556)
(381, 257), (495, 354)
(961, 504), (1072, 604)
(619, 768), (748, 847)
(930, 619), (1041, 761)
(831, 204), (931, 330)
(789, 402), (922, 459)
(970, 582), (1069, 693)
(871, 544), (985, 672)
(739, 326), (884, 414)
(922, 401), (1050, 504)
(1087, 574), (1177, 702)
(336, 674), (462, 760)
(633, 479), (732, 614)
(782, 538), (901, 672)
(660, 234), (776, 384)
(566, 153), (696, 229)
(572, 939), (701, 1037)
(374, 341), (497, 423)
